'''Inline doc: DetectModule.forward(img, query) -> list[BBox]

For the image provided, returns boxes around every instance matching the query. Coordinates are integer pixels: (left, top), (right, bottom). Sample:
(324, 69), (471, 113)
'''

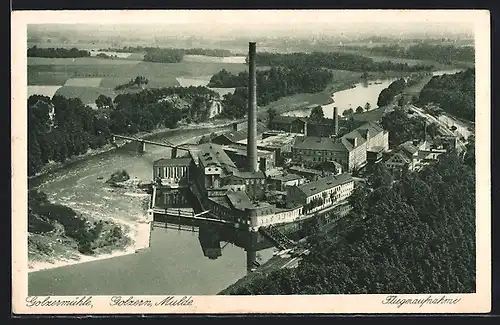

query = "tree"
(95, 94), (113, 109)
(368, 163), (393, 189)
(342, 108), (354, 117)
(355, 106), (364, 114)
(267, 107), (277, 127)
(364, 102), (371, 111)
(309, 106), (325, 121)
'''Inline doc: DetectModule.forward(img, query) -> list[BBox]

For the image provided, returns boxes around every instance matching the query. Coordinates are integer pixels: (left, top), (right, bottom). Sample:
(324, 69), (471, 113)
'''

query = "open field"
(183, 55), (247, 64)
(28, 86), (63, 98)
(54, 86), (117, 104)
(64, 77), (103, 87)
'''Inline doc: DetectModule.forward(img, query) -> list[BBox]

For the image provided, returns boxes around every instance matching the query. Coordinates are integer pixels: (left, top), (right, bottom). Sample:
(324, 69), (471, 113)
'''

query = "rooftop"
(270, 173), (304, 182)
(153, 157), (192, 166)
(293, 122), (386, 152)
(231, 170), (266, 179)
(225, 191), (274, 211)
(196, 143), (238, 173)
(399, 141), (419, 156)
(288, 165), (323, 176)
(222, 144), (274, 158)
(238, 132), (298, 148)
(387, 152), (411, 164)
(213, 122), (267, 143)
(297, 172), (354, 197)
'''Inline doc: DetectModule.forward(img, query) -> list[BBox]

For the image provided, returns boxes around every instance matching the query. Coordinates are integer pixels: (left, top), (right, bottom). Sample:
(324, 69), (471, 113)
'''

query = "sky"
(27, 10), (478, 39)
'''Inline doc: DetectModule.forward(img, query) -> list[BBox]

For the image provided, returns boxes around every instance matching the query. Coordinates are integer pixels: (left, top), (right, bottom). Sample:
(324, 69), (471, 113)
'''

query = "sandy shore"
(28, 210), (152, 273)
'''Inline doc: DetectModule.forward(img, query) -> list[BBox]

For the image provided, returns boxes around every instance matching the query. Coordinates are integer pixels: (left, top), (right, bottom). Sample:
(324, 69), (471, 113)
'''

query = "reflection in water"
(154, 187), (353, 274)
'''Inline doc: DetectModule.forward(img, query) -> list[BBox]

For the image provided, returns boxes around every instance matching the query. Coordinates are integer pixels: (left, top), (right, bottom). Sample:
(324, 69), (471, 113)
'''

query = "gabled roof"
(197, 143), (238, 173)
(296, 172), (353, 197)
(213, 122), (268, 143)
(399, 142), (419, 156)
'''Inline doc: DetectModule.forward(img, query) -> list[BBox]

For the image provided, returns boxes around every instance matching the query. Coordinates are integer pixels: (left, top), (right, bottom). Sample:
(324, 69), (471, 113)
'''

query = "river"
(283, 69), (464, 118)
(28, 126), (281, 296)
(28, 68), (466, 296)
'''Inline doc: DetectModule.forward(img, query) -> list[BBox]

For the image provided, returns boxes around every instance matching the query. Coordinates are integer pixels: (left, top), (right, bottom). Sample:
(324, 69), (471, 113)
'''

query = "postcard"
(12, 9), (491, 314)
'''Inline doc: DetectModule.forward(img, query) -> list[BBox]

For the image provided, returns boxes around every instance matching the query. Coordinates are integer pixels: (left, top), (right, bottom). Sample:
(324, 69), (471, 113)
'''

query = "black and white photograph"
(12, 9), (490, 314)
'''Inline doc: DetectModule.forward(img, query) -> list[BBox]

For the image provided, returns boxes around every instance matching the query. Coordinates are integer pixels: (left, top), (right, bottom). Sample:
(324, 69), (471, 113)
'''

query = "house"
(286, 173), (354, 214)
(268, 115), (338, 137)
(287, 165), (324, 181)
(152, 158), (193, 187)
(222, 144), (276, 172)
(268, 173), (306, 191)
(385, 152), (413, 174)
(190, 143), (239, 192)
(211, 121), (268, 145)
(237, 132), (298, 164)
(292, 122), (389, 172)
(223, 170), (267, 201)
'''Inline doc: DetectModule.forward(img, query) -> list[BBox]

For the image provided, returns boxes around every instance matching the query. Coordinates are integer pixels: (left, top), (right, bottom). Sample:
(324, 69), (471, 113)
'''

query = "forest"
(27, 46), (91, 58)
(356, 44), (475, 64)
(250, 51), (435, 72)
(28, 86), (220, 176)
(418, 69), (475, 121)
(377, 78), (407, 107)
(207, 66), (333, 119)
(228, 149), (475, 294)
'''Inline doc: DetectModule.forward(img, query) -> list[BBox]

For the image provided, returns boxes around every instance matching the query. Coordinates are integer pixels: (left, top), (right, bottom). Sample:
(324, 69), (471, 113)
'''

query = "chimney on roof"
(333, 107), (339, 135)
(247, 42), (259, 173)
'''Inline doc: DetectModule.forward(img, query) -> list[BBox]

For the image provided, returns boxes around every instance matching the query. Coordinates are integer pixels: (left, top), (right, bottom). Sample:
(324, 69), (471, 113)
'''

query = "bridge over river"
(111, 133), (198, 156)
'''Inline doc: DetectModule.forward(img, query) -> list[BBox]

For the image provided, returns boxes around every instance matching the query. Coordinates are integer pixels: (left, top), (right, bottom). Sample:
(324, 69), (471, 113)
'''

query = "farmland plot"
(64, 78), (103, 87)
(28, 86), (63, 98)
(183, 55), (247, 64)
(54, 86), (116, 105)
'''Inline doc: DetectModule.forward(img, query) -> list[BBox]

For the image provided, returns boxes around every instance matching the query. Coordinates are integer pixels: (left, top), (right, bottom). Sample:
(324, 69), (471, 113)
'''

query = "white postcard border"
(11, 9), (491, 314)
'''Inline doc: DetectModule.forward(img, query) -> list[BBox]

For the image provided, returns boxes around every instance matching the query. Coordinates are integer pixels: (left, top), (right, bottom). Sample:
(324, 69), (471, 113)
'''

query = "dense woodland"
(29, 189), (128, 255)
(251, 52), (435, 72)
(228, 151), (475, 294)
(27, 46), (91, 58)
(355, 44), (475, 64)
(418, 69), (475, 121)
(28, 86), (220, 176)
(207, 66), (333, 118)
(377, 78), (407, 107)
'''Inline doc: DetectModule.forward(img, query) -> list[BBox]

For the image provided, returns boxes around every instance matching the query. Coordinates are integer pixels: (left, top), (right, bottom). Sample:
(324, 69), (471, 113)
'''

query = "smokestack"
(247, 42), (258, 172)
(333, 107), (339, 135)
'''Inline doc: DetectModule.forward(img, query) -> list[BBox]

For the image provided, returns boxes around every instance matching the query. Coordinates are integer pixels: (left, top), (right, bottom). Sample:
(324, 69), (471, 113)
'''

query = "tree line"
(418, 69), (475, 122)
(356, 44), (475, 64)
(249, 52), (435, 72)
(377, 78), (407, 107)
(99, 46), (233, 57)
(27, 46), (91, 58)
(228, 151), (475, 294)
(207, 66), (333, 119)
(28, 86), (221, 176)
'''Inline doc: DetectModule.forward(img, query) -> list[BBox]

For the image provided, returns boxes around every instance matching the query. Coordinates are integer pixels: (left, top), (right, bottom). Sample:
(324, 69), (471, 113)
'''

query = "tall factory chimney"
(333, 106), (339, 135)
(247, 42), (258, 172)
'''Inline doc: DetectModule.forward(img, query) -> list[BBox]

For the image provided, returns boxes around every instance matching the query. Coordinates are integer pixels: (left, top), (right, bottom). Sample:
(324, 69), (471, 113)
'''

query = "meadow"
(27, 56), (254, 104)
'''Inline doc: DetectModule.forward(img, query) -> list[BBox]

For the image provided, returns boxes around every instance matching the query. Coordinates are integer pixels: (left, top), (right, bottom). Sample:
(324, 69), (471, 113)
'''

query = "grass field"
(28, 86), (63, 98)
(54, 86), (117, 104)
(64, 77), (103, 87)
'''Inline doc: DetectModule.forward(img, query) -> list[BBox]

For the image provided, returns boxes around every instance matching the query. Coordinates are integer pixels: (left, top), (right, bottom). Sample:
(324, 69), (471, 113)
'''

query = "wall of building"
(153, 165), (190, 186)
(249, 206), (304, 230)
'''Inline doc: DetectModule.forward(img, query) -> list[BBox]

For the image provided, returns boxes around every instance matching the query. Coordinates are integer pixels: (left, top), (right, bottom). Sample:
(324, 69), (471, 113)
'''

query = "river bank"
(27, 126), (226, 274)
(28, 119), (234, 184)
